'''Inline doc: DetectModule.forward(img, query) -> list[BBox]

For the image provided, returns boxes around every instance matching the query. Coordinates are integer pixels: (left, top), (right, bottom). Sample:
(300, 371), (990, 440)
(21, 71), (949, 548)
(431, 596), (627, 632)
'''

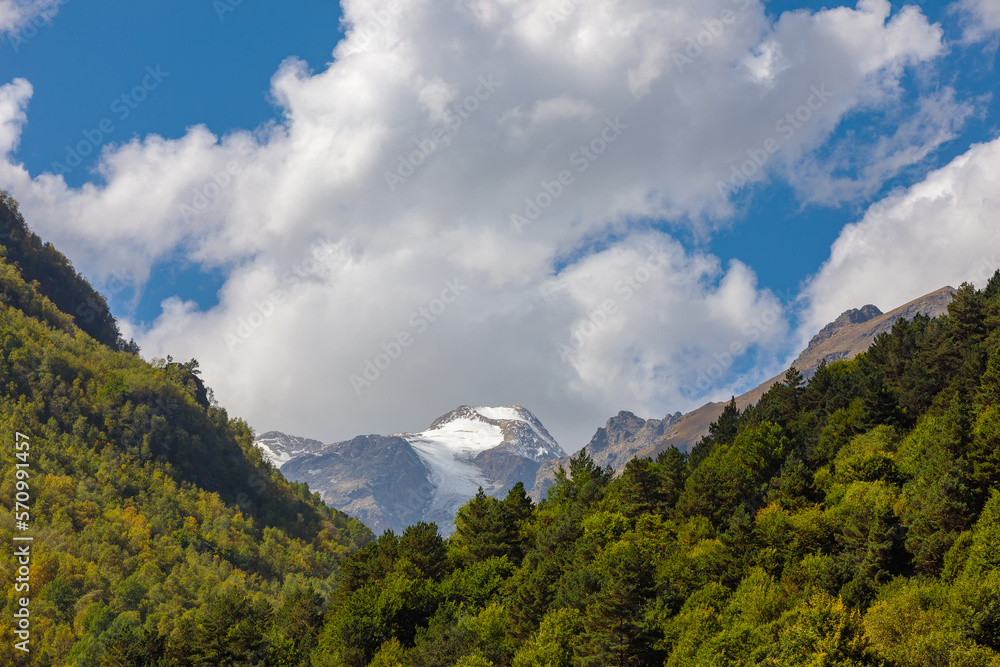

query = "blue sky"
(1, 0), (342, 319)
(4, 1), (340, 178)
(0, 0), (989, 312)
(707, 0), (998, 296)
(7, 0), (992, 324)
(0, 0), (998, 447)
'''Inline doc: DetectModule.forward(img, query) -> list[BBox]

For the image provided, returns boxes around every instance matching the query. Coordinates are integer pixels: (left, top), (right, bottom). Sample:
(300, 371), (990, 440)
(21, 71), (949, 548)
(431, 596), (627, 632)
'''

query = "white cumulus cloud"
(802, 137), (1000, 340)
(0, 0), (970, 448)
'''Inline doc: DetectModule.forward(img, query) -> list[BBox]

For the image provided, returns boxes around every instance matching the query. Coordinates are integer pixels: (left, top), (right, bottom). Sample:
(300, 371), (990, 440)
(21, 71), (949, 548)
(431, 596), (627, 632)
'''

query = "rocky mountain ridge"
(529, 409), (681, 500)
(527, 286), (957, 498)
(261, 287), (958, 524)
(260, 405), (565, 534)
(255, 431), (327, 467)
(640, 285), (957, 461)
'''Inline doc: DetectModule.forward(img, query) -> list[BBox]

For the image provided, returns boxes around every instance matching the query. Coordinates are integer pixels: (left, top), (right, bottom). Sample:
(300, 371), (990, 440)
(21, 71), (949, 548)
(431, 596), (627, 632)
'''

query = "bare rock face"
(279, 435), (434, 535)
(528, 410), (681, 501)
(807, 304), (884, 348)
(791, 287), (955, 380)
(261, 406), (565, 535)
(472, 450), (543, 494)
(586, 410), (683, 468)
(644, 286), (957, 458)
(254, 431), (326, 467)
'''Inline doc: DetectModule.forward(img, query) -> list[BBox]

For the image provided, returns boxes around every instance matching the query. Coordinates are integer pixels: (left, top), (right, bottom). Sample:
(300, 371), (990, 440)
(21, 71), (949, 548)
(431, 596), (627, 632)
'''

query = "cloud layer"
(959, 0), (1000, 42)
(0, 0), (985, 448)
(803, 136), (1000, 337)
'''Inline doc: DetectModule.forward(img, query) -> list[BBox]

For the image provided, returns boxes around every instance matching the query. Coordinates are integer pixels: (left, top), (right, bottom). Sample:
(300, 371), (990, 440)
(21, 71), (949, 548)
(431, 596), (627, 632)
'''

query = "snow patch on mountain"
(405, 434), (492, 527)
(254, 431), (326, 467)
(474, 406), (530, 422)
(266, 405), (565, 534)
(394, 405), (566, 527)
(418, 405), (562, 456)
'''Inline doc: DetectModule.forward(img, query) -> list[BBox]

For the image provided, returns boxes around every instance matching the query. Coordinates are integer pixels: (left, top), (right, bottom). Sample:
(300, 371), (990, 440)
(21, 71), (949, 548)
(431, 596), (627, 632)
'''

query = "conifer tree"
(949, 282), (988, 344)
(709, 397), (741, 445)
(578, 541), (659, 667)
(400, 521), (449, 580)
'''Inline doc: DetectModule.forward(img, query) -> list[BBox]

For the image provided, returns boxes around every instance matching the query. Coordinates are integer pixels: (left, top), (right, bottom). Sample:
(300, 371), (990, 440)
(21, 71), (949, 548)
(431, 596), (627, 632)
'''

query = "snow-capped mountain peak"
(260, 405), (564, 535)
(415, 405), (564, 461)
(387, 405), (565, 530)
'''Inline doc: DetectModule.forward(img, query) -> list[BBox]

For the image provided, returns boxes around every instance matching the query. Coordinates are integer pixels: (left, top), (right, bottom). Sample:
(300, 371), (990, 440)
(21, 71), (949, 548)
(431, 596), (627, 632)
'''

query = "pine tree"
(709, 397), (740, 446)
(577, 541), (659, 667)
(977, 347), (1000, 410)
(501, 482), (534, 564)
(949, 282), (988, 344)
(100, 625), (167, 667)
(269, 586), (325, 666)
(452, 484), (535, 566)
(504, 481), (533, 523)
(785, 366), (804, 390)
(654, 446), (687, 510)
(691, 398), (740, 470)
(196, 590), (274, 665)
(618, 458), (660, 518)
(400, 521), (449, 580)
(452, 490), (508, 564)
(862, 373), (903, 427)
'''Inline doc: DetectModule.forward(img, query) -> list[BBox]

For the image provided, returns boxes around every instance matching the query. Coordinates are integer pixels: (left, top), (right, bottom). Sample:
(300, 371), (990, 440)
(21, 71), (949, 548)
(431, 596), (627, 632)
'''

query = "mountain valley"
(261, 286), (958, 528)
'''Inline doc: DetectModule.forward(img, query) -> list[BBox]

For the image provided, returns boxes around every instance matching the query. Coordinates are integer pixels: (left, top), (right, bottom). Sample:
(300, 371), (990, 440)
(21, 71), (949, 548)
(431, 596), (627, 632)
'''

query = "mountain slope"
(527, 286), (957, 499)
(529, 409), (681, 501)
(403, 405), (563, 528)
(645, 286), (957, 458)
(310, 276), (1000, 667)
(269, 405), (566, 534)
(0, 190), (134, 352)
(280, 434), (435, 534)
(255, 430), (327, 467)
(0, 200), (370, 664)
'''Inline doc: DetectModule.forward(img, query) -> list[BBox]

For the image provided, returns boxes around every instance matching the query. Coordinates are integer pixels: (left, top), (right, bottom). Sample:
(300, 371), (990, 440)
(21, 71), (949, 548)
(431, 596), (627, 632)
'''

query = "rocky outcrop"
(280, 435), (434, 535)
(255, 431), (326, 467)
(265, 406), (565, 535)
(528, 410), (681, 501)
(643, 286), (957, 459)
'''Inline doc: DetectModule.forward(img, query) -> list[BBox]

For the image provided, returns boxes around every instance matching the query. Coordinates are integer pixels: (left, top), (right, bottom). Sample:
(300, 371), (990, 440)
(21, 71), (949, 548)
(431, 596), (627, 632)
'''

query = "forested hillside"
(305, 278), (1000, 667)
(0, 197), (371, 666)
(0, 193), (135, 354)
(2, 187), (999, 666)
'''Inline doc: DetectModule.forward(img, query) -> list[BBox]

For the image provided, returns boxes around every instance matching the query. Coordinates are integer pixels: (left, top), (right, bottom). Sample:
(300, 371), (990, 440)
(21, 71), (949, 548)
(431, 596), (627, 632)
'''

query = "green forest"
(2, 190), (1000, 666)
(0, 194), (370, 666)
